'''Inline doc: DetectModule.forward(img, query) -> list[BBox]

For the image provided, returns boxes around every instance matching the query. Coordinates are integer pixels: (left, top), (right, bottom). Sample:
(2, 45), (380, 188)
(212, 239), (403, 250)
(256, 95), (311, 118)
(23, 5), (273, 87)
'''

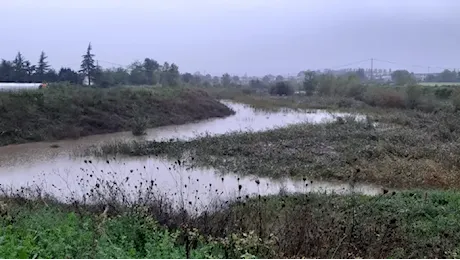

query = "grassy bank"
(0, 85), (234, 146)
(2, 189), (460, 258)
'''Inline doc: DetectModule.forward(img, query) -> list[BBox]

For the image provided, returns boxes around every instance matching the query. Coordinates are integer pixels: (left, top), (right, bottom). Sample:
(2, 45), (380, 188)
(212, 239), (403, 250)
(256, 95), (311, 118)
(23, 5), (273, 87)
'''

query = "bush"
(405, 85), (422, 109)
(269, 81), (294, 96)
(131, 117), (148, 136)
(346, 84), (367, 99)
(316, 75), (336, 96)
(451, 89), (460, 112)
(362, 87), (406, 109)
(435, 87), (454, 99)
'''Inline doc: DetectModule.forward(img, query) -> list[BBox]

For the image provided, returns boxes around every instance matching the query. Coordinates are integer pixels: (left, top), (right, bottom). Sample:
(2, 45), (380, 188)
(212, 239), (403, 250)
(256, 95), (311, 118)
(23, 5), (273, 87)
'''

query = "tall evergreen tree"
(80, 43), (96, 85)
(12, 52), (28, 82)
(36, 51), (50, 81)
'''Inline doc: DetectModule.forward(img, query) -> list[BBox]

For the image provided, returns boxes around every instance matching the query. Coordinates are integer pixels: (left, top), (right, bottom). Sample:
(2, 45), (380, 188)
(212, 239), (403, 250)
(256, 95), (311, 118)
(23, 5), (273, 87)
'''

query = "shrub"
(316, 75), (336, 96)
(346, 84), (367, 99)
(269, 81), (294, 96)
(131, 117), (148, 136)
(405, 85), (422, 109)
(362, 87), (406, 109)
(451, 89), (460, 112)
(434, 87), (453, 99)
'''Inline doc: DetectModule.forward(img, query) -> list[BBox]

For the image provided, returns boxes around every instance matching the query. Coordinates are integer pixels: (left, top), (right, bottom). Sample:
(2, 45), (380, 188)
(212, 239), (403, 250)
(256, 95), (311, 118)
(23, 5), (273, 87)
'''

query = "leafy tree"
(221, 73), (231, 87)
(232, 75), (240, 84)
(35, 51), (50, 81)
(438, 69), (458, 82)
(191, 73), (202, 86)
(24, 60), (35, 82)
(167, 63), (180, 86)
(269, 81), (294, 96)
(129, 61), (147, 85)
(249, 79), (268, 90)
(44, 69), (59, 82)
(143, 58), (160, 85)
(58, 67), (80, 84)
(160, 62), (179, 86)
(391, 70), (415, 85)
(262, 75), (271, 84)
(275, 75), (284, 82)
(0, 60), (14, 82)
(212, 76), (220, 86)
(303, 70), (318, 96)
(80, 43), (96, 85)
(181, 72), (193, 83)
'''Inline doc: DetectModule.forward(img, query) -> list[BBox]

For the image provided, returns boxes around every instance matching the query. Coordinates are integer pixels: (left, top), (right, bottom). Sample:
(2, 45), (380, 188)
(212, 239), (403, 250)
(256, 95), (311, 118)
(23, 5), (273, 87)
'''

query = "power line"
(373, 58), (449, 72)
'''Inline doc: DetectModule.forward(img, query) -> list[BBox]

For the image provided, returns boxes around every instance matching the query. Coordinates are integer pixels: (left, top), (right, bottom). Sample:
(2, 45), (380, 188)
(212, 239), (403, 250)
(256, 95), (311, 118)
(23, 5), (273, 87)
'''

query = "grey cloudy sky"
(1, 0), (459, 76)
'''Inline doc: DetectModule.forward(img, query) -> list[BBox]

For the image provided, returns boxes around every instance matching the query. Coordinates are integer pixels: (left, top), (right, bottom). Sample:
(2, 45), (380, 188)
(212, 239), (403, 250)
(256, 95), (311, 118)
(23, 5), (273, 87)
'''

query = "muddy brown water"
(0, 101), (383, 212)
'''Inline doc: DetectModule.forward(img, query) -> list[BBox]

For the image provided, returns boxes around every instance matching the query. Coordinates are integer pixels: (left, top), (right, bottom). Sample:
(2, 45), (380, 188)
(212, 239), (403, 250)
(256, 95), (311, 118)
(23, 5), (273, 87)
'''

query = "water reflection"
(0, 156), (383, 213)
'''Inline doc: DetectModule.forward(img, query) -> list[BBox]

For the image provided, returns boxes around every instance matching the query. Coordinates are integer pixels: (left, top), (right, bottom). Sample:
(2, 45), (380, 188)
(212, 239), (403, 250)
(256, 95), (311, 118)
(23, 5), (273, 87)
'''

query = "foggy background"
(1, 0), (459, 76)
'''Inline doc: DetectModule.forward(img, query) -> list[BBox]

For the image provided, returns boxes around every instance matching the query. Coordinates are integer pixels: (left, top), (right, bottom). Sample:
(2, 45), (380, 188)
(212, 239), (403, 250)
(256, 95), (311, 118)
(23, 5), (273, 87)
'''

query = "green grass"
(0, 85), (234, 146)
(3, 189), (460, 258)
(0, 198), (256, 259)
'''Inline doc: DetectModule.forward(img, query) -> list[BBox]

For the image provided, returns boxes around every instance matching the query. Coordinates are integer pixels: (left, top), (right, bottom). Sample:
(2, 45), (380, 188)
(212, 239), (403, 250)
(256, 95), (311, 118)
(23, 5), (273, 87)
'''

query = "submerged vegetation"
(100, 105), (460, 189)
(0, 85), (234, 146)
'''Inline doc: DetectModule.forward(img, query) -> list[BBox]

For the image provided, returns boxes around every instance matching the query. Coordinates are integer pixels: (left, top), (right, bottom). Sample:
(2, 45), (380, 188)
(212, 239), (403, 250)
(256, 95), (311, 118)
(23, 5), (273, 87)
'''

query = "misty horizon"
(1, 0), (459, 76)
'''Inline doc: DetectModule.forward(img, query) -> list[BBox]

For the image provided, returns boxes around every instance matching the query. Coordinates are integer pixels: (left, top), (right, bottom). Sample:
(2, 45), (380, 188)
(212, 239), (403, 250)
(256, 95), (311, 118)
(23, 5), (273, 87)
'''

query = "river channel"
(0, 101), (383, 212)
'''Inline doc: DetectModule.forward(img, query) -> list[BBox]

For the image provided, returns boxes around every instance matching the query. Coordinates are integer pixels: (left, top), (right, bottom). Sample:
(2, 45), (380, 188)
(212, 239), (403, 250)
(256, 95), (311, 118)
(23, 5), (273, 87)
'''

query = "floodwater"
(0, 101), (382, 212)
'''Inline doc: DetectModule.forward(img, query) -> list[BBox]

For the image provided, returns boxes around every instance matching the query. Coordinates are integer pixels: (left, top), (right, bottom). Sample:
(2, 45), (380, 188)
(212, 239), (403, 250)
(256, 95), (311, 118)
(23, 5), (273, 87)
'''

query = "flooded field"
(0, 101), (379, 212)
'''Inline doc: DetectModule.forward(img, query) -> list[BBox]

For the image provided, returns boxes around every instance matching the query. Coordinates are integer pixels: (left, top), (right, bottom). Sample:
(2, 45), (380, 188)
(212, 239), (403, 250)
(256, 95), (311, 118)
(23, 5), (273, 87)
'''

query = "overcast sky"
(1, 0), (459, 76)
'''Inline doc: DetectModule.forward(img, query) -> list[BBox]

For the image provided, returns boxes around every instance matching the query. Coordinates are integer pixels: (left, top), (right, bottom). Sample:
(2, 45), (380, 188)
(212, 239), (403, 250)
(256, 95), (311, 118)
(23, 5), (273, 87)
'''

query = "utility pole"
(370, 58), (374, 81)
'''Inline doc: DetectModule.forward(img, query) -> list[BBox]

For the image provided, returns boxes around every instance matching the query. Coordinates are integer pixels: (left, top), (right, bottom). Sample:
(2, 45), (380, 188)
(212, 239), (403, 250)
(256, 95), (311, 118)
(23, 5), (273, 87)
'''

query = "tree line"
(0, 43), (184, 87)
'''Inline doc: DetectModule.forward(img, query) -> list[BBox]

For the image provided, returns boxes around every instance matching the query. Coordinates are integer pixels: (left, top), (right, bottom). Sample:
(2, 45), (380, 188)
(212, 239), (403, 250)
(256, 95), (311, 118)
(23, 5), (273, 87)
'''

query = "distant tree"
(204, 74), (212, 83)
(58, 67), (81, 84)
(168, 63), (180, 86)
(249, 79), (268, 90)
(160, 62), (179, 86)
(191, 73), (202, 86)
(221, 73), (231, 87)
(262, 75), (271, 84)
(44, 69), (59, 82)
(80, 43), (96, 85)
(232, 75), (240, 84)
(275, 75), (284, 82)
(129, 61), (147, 85)
(303, 70), (318, 96)
(35, 51), (50, 81)
(212, 76), (220, 86)
(0, 60), (14, 82)
(391, 70), (415, 85)
(12, 52), (28, 82)
(438, 69), (458, 82)
(24, 60), (36, 82)
(181, 72), (194, 83)
(143, 58), (160, 85)
(269, 81), (294, 96)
